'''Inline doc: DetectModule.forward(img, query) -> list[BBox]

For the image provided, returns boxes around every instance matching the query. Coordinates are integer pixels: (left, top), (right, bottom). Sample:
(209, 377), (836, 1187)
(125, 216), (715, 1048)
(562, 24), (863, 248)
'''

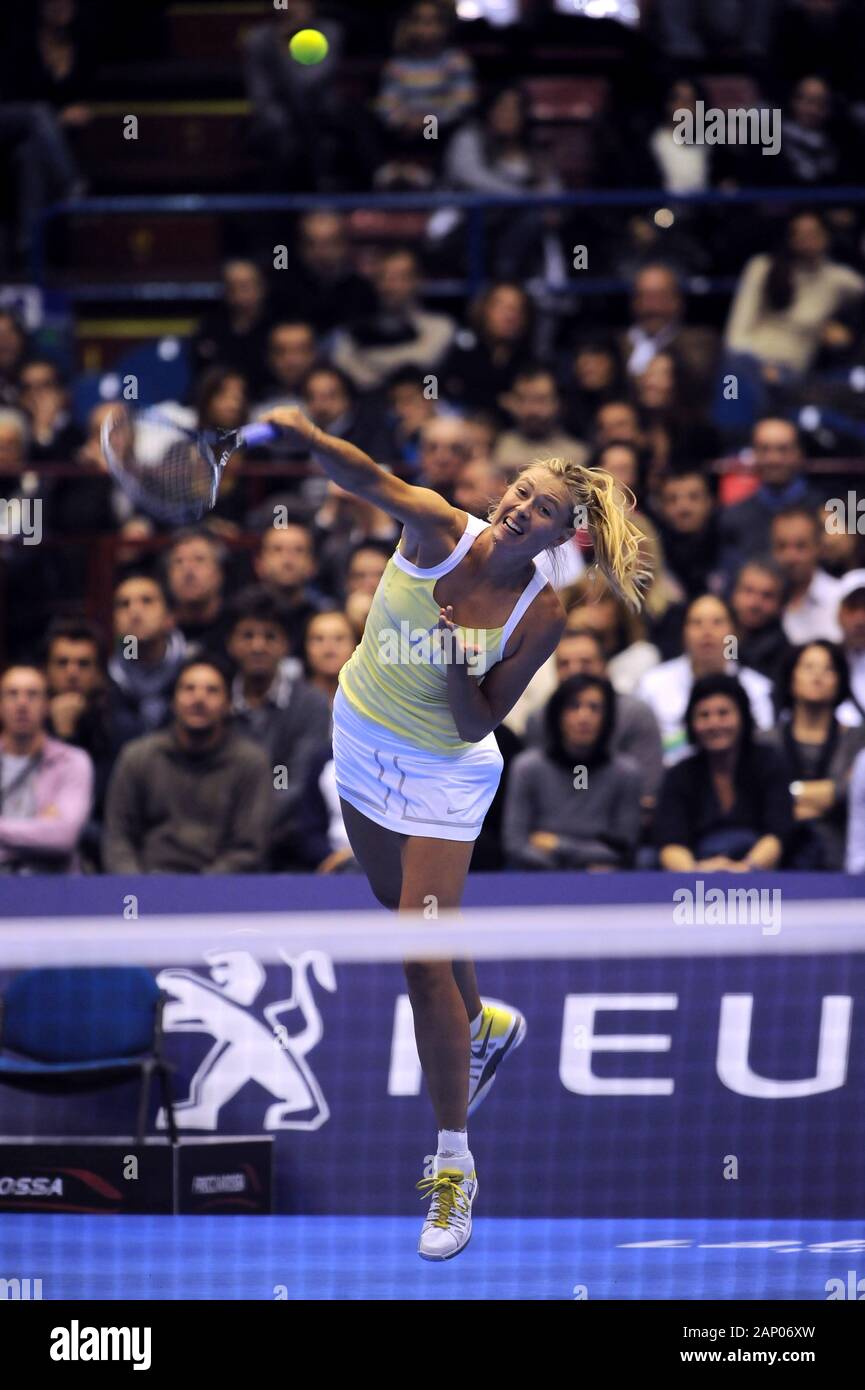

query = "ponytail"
(520, 457), (651, 609)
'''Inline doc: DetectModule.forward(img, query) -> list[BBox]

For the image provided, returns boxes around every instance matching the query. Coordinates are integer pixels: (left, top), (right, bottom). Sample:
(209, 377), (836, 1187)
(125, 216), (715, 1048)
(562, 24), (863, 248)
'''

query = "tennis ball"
(289, 28), (329, 65)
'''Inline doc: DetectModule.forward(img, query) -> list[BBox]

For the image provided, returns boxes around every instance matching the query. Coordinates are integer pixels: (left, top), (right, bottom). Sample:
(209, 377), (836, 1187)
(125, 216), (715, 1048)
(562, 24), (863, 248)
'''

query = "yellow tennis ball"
(289, 28), (329, 65)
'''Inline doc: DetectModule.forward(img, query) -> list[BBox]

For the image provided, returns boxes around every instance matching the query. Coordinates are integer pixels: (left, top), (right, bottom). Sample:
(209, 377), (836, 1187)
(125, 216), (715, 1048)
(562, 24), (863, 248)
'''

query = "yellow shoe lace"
(416, 1170), (472, 1229)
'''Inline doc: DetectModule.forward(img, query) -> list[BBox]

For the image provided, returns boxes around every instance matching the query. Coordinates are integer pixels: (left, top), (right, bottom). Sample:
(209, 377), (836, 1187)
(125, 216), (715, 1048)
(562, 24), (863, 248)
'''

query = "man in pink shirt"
(0, 666), (93, 874)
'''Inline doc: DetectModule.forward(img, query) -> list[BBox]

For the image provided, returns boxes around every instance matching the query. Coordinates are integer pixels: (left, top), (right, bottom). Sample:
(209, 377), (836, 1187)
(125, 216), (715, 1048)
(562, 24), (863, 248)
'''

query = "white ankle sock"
(438, 1128), (470, 1158)
(469, 1008), (485, 1040)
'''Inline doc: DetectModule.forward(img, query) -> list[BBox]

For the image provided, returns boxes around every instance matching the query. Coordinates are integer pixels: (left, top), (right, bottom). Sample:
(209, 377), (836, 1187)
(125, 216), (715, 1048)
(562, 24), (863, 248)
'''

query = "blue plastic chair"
(0, 968), (177, 1142)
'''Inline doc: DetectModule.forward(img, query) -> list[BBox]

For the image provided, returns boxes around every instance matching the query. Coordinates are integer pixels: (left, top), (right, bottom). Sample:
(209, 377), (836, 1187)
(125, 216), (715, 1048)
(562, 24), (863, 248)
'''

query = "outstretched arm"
(261, 406), (460, 541)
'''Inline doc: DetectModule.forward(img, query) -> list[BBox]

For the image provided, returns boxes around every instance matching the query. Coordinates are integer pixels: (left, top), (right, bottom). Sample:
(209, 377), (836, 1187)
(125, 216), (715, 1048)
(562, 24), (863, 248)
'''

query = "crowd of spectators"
(4, 385), (865, 875)
(2, 1), (865, 876)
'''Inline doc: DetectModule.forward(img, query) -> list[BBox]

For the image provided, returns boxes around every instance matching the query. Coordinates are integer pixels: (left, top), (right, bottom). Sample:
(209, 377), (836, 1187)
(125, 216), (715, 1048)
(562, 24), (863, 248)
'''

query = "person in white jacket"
(638, 593), (774, 765)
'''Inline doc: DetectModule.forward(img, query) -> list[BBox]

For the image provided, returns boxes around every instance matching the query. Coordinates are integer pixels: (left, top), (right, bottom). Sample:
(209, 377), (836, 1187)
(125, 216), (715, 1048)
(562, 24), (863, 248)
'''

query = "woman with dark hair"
(655, 673), (792, 871)
(195, 365), (248, 433)
(442, 85), (561, 281)
(503, 674), (642, 870)
(766, 641), (865, 869)
(591, 439), (650, 509)
(646, 79), (714, 194)
(440, 282), (535, 415)
(631, 349), (719, 483)
(725, 211), (864, 382)
(445, 86), (538, 197)
(303, 609), (357, 707)
(559, 334), (625, 440)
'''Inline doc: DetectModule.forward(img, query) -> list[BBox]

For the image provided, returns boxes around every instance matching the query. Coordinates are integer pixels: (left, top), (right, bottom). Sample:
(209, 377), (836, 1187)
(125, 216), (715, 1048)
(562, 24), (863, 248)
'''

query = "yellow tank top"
(338, 513), (550, 752)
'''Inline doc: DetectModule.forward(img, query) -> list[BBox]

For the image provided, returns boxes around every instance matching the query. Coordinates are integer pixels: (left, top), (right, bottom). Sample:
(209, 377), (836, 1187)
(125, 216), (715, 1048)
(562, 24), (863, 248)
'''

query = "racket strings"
(160, 439), (215, 508)
(103, 410), (219, 522)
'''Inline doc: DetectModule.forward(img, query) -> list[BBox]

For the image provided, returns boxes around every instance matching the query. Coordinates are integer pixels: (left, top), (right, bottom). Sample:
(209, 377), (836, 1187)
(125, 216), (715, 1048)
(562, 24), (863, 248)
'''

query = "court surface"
(3, 1215), (862, 1300)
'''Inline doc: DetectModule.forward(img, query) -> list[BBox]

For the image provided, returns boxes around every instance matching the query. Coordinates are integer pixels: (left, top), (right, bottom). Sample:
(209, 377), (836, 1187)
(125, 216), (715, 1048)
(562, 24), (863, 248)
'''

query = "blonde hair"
(520, 458), (651, 610)
(631, 513), (681, 621)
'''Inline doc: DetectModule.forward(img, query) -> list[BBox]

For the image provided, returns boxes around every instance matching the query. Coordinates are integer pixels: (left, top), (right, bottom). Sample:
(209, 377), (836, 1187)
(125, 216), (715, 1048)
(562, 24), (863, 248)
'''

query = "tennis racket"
(100, 406), (282, 523)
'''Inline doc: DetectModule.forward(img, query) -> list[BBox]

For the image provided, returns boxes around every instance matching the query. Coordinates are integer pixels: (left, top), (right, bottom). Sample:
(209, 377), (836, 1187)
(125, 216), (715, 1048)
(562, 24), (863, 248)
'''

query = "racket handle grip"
(239, 422), (282, 448)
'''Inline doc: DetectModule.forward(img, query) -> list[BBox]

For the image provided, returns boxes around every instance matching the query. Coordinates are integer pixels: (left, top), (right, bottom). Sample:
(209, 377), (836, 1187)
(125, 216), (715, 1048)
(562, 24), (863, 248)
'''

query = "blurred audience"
(770, 505), (841, 644)
(332, 247), (455, 391)
(558, 335), (625, 441)
(724, 212), (865, 384)
(0, 314), (28, 406)
(102, 656), (271, 874)
(493, 365), (588, 474)
(442, 283), (534, 416)
(655, 674), (791, 873)
(719, 417), (817, 575)
(108, 573), (187, 746)
(253, 521), (333, 656)
(776, 76), (843, 188)
(0, 662), (92, 874)
(273, 213), (376, 337)
(374, 0), (475, 189)
(163, 529), (229, 650)
(254, 323), (317, 416)
(729, 558), (792, 683)
(43, 617), (112, 850)
(416, 415), (472, 504)
(654, 0), (776, 67)
(654, 468), (722, 600)
(638, 594), (774, 763)
(303, 609), (357, 706)
(621, 264), (718, 405)
(303, 364), (397, 467)
(192, 260), (272, 396)
(768, 640), (865, 868)
(837, 570), (865, 714)
(522, 628), (664, 804)
(6, 0), (865, 878)
(226, 586), (331, 870)
(243, 0), (351, 191)
(17, 356), (81, 462)
(504, 675), (642, 871)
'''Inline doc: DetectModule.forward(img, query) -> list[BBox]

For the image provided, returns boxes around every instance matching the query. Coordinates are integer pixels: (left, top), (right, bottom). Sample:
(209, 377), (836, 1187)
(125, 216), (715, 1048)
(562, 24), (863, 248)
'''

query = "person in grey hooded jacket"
(503, 674), (642, 871)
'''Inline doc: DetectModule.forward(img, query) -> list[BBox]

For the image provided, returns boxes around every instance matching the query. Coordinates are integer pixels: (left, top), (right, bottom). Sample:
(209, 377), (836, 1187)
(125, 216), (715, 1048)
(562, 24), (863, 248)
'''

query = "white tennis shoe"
(467, 1002), (527, 1115)
(417, 1156), (478, 1261)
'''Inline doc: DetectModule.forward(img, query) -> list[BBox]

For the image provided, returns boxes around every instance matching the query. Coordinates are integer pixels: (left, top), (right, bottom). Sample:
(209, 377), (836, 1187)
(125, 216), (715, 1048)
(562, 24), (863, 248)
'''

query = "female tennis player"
(264, 405), (646, 1260)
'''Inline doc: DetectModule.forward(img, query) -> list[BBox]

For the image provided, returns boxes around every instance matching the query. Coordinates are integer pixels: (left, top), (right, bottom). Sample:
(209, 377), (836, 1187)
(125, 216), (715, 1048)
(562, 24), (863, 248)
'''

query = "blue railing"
(34, 185), (865, 296)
